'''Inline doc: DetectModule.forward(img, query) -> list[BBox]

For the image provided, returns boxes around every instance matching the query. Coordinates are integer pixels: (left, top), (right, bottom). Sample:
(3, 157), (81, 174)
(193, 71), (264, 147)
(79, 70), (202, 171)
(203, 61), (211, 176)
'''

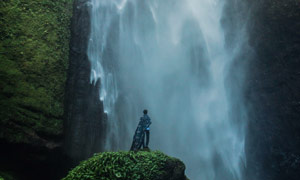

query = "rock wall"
(222, 0), (300, 179)
(63, 0), (107, 162)
(1, 0), (107, 178)
(0, 0), (72, 148)
(0, 0), (73, 179)
(244, 0), (300, 179)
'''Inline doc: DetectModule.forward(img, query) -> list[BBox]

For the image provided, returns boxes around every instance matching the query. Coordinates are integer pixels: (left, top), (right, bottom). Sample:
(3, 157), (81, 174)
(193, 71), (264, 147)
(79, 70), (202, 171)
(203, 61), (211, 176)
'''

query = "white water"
(88, 0), (247, 179)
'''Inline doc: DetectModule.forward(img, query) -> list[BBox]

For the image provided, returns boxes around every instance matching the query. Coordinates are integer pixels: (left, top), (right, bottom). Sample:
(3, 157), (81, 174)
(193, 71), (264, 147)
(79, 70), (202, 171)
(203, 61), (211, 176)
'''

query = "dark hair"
(143, 109), (148, 114)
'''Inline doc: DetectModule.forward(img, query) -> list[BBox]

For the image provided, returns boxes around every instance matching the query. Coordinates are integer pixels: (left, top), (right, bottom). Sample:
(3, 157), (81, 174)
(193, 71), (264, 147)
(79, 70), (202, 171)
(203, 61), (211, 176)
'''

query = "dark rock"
(222, 0), (300, 179)
(63, 0), (107, 162)
(242, 0), (300, 179)
(0, 140), (72, 180)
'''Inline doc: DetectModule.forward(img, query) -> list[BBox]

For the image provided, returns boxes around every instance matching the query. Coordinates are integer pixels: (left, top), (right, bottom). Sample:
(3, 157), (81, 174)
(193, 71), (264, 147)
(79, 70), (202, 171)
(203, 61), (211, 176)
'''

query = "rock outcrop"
(63, 151), (188, 180)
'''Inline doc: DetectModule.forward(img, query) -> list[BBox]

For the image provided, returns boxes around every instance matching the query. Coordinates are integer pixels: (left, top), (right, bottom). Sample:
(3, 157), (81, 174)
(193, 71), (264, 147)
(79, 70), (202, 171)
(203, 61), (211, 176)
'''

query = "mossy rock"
(63, 151), (188, 180)
(0, 0), (73, 143)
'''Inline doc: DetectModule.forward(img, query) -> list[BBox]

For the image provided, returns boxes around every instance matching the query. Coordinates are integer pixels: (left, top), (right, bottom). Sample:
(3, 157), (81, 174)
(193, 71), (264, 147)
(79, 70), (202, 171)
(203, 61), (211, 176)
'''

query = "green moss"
(63, 151), (186, 180)
(0, 171), (16, 180)
(0, 0), (73, 142)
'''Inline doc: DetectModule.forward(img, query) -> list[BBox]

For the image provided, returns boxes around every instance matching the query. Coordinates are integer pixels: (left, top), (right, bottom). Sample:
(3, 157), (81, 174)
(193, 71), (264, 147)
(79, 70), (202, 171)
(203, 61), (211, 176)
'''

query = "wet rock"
(244, 0), (300, 179)
(64, 0), (107, 162)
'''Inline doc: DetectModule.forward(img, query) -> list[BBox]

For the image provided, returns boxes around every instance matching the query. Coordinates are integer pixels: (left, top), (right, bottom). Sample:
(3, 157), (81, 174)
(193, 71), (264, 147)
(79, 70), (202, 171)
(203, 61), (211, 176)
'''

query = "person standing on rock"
(130, 109), (152, 151)
(142, 109), (151, 148)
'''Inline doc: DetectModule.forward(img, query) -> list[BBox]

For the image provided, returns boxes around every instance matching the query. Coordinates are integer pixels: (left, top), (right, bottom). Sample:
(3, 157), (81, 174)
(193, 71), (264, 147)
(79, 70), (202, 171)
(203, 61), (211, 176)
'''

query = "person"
(142, 109), (151, 148)
(130, 109), (152, 151)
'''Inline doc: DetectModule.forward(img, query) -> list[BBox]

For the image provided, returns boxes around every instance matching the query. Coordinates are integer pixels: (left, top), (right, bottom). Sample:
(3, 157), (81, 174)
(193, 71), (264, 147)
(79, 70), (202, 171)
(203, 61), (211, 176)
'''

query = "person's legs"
(141, 135), (145, 149)
(145, 130), (150, 147)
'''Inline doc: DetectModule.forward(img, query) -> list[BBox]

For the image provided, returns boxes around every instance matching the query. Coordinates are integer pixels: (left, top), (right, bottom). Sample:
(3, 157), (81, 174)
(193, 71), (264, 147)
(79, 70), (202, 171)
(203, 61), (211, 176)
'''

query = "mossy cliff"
(0, 0), (72, 144)
(0, 0), (73, 179)
(63, 151), (188, 180)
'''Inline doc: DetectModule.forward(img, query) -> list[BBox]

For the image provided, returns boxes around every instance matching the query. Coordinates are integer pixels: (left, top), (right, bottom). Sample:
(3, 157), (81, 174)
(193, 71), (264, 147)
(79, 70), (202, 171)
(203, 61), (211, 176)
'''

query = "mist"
(88, 0), (248, 179)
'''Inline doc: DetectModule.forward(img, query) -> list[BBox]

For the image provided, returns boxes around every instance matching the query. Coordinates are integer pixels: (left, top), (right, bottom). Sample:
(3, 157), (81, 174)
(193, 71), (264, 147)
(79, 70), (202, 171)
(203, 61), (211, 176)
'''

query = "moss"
(0, 171), (16, 180)
(0, 0), (73, 143)
(63, 151), (187, 180)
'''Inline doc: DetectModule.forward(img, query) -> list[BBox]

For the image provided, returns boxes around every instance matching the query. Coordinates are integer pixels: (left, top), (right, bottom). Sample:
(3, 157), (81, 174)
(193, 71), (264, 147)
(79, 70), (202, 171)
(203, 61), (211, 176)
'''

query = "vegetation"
(0, 0), (73, 142)
(0, 171), (15, 180)
(63, 151), (187, 180)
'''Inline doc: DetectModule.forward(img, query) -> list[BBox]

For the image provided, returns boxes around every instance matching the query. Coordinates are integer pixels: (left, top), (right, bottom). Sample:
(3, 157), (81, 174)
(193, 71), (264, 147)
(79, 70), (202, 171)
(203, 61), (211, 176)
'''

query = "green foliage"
(0, 0), (73, 142)
(63, 151), (183, 180)
(0, 171), (16, 180)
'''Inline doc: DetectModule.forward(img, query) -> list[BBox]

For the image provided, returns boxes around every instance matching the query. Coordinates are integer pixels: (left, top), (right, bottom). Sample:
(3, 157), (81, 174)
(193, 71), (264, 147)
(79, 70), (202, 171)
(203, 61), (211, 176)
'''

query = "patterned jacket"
(141, 114), (151, 131)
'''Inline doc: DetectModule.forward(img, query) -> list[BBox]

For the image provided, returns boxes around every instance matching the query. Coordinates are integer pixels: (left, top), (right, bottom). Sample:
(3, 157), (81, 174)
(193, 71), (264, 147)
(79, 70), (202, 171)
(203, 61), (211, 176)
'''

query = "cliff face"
(1, 0), (109, 177)
(0, 0), (107, 178)
(63, 0), (107, 162)
(222, 0), (300, 179)
(0, 0), (72, 148)
(0, 0), (73, 179)
(244, 0), (300, 179)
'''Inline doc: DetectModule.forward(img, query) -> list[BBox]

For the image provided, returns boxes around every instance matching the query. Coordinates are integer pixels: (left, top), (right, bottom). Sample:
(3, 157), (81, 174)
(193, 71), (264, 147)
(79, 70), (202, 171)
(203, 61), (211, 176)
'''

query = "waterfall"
(88, 0), (247, 179)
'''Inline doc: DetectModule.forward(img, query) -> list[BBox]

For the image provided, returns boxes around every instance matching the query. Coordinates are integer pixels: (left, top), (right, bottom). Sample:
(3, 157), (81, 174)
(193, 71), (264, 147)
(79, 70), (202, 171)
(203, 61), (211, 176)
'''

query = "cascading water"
(88, 0), (247, 179)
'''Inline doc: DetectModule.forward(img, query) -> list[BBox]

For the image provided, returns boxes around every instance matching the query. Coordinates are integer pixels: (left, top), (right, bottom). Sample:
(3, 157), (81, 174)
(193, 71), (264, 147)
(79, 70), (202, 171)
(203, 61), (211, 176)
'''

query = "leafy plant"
(63, 151), (185, 180)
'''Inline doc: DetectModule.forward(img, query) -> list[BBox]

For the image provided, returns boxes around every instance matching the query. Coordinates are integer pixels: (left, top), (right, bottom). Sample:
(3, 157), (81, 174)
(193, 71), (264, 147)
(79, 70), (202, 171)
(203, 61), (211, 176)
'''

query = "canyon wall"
(245, 0), (300, 179)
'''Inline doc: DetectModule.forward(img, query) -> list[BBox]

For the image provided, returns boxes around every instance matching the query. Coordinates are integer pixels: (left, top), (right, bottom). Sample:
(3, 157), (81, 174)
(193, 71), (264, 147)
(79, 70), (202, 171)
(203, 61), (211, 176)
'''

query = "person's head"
(143, 109), (148, 115)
